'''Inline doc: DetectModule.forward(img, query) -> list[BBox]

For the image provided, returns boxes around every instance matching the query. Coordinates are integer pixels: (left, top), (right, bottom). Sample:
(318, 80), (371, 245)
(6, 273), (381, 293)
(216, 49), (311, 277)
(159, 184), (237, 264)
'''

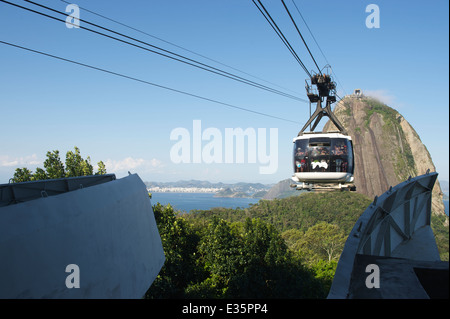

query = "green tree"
(146, 204), (329, 299)
(96, 160), (107, 175)
(11, 167), (33, 183)
(80, 156), (93, 176)
(145, 203), (200, 298)
(311, 259), (337, 294)
(299, 222), (346, 264)
(44, 150), (65, 179)
(201, 218), (244, 280)
(281, 228), (304, 252)
(191, 217), (323, 298)
(32, 167), (48, 181)
(65, 146), (84, 177)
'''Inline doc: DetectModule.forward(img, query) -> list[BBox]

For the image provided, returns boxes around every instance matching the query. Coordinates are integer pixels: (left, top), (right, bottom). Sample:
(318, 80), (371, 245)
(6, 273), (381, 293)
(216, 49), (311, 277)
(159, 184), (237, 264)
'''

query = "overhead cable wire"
(290, 0), (348, 96)
(280, 0), (321, 74)
(23, 0), (306, 102)
(1, 0), (307, 103)
(58, 0), (302, 97)
(252, 0), (312, 78)
(0, 40), (299, 125)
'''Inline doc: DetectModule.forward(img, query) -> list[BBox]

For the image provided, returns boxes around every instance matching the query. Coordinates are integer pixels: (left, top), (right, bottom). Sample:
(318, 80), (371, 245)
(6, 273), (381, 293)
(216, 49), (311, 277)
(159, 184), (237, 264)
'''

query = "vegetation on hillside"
(146, 201), (330, 299)
(146, 192), (373, 299)
(431, 213), (449, 261)
(147, 190), (449, 298)
(187, 192), (373, 235)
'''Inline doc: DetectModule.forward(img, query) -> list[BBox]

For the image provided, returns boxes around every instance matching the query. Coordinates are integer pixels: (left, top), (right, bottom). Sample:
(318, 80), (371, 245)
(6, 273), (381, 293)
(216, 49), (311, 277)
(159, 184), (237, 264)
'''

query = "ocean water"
(444, 200), (449, 216)
(150, 192), (261, 212)
(151, 192), (450, 216)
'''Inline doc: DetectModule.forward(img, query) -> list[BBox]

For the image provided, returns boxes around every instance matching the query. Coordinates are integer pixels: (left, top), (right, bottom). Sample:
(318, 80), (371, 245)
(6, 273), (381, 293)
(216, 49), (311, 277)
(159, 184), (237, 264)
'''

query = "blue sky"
(0, 0), (448, 185)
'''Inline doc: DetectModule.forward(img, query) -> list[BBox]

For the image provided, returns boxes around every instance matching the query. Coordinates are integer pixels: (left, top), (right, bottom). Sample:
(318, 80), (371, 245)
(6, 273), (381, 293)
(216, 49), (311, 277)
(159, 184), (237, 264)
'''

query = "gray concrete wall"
(0, 174), (165, 298)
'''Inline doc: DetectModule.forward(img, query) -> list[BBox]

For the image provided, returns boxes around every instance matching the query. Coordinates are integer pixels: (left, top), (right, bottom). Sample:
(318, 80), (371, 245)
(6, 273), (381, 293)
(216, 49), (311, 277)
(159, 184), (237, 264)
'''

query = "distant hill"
(145, 179), (271, 197)
(263, 179), (299, 199)
(214, 187), (249, 198)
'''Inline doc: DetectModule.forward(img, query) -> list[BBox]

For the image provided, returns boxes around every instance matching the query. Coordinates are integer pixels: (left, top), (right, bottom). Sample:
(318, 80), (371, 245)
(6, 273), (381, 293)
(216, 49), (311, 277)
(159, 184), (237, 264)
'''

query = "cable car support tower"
(300, 72), (345, 136)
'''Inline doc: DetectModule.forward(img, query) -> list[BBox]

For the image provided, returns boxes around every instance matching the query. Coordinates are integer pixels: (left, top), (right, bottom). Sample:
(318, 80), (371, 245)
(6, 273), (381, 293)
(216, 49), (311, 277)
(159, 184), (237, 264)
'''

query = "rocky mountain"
(323, 94), (446, 219)
(214, 187), (255, 198)
(262, 179), (299, 199)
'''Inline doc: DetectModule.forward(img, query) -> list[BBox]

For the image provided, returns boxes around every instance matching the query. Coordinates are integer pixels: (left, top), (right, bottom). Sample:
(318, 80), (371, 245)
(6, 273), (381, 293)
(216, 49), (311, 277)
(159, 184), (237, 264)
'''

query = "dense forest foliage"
(146, 191), (449, 299)
(188, 192), (372, 235)
(146, 202), (329, 298)
(145, 192), (373, 299)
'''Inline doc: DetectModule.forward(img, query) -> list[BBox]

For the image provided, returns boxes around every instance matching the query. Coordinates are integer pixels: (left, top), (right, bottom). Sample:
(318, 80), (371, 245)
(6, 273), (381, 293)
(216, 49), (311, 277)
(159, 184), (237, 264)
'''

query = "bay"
(150, 192), (261, 212)
(444, 200), (449, 216)
(151, 193), (449, 216)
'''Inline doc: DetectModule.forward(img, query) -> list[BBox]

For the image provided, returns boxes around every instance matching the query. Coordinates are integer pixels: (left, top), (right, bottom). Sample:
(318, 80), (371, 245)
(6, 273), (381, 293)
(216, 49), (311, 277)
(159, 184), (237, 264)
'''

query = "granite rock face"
(323, 95), (446, 218)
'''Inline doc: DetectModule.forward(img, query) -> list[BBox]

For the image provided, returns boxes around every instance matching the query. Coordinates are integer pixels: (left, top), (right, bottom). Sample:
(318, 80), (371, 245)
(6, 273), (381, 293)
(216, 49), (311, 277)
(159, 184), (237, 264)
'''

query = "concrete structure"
(0, 173), (165, 298)
(328, 171), (448, 299)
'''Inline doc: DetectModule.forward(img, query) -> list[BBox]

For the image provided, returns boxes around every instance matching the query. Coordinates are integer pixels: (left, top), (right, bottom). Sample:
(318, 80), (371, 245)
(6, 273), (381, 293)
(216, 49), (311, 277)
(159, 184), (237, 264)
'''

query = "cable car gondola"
(291, 72), (356, 191)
